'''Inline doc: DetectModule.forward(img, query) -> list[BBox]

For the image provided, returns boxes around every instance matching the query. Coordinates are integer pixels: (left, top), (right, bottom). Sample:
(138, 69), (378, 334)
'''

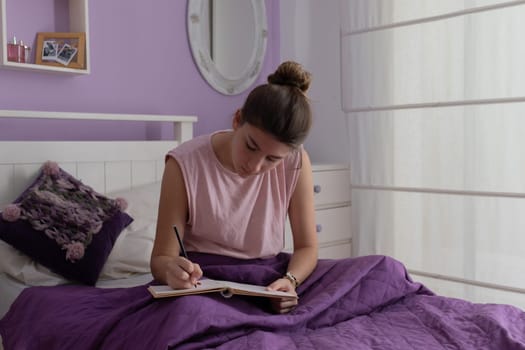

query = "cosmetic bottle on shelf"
(20, 41), (30, 63)
(7, 36), (26, 63)
(7, 36), (20, 62)
(24, 43), (31, 64)
(18, 40), (27, 63)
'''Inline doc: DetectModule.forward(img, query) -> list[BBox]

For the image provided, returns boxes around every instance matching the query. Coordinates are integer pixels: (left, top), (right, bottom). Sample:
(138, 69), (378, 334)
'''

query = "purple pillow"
(0, 161), (133, 285)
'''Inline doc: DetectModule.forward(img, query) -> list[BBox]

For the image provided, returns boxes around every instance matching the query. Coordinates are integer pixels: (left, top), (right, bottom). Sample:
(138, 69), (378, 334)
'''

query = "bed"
(0, 112), (524, 350)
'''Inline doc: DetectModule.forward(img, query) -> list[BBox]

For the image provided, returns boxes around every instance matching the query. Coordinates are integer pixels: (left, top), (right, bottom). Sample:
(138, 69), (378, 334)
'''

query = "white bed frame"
(0, 111), (196, 348)
(0, 110), (197, 204)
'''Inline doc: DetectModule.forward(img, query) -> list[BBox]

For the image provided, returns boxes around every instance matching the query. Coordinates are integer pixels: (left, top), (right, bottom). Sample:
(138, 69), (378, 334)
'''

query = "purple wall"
(0, 0), (280, 140)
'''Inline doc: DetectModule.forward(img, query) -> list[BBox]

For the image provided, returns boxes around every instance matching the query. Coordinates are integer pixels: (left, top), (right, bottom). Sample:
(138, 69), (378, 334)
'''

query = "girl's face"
(231, 112), (292, 177)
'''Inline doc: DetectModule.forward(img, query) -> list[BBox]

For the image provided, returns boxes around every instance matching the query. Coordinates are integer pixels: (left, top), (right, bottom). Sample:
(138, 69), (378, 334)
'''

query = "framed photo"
(56, 44), (78, 66)
(42, 40), (58, 61)
(35, 32), (86, 69)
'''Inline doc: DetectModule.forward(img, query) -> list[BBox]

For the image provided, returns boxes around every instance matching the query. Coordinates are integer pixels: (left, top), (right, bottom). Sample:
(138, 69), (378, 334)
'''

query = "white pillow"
(100, 182), (161, 279)
(0, 182), (161, 285)
(0, 205), (62, 284)
(0, 240), (67, 286)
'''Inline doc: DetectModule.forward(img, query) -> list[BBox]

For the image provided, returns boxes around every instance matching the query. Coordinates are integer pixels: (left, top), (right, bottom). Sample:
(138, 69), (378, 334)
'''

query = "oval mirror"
(187, 0), (268, 95)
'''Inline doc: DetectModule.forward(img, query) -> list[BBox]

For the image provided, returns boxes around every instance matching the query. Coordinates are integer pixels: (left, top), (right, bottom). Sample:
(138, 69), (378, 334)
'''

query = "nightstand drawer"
(318, 243), (352, 259)
(315, 206), (351, 244)
(312, 169), (351, 207)
(283, 206), (351, 248)
(283, 164), (352, 259)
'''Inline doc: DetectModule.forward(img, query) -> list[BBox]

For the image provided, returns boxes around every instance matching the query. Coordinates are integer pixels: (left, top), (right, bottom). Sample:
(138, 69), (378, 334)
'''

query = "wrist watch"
(284, 271), (299, 288)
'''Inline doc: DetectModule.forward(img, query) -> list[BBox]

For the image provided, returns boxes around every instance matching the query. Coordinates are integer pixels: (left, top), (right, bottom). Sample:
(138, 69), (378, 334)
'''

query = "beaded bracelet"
(284, 272), (299, 289)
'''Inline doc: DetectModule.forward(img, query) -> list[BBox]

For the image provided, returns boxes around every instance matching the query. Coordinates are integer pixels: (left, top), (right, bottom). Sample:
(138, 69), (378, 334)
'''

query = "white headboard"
(0, 110), (197, 205)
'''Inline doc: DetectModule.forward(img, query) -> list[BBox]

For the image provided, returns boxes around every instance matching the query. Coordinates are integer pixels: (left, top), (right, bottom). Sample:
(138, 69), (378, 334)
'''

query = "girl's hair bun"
(267, 61), (311, 93)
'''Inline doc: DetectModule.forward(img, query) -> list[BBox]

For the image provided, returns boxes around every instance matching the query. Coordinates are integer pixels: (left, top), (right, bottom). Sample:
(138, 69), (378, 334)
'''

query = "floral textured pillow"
(0, 161), (133, 285)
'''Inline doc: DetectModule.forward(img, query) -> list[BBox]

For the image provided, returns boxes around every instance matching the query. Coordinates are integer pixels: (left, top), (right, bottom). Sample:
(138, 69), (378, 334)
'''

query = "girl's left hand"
(266, 278), (298, 314)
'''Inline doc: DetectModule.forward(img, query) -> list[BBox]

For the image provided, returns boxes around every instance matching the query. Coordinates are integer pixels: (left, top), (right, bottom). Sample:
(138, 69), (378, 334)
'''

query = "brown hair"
(239, 61), (312, 147)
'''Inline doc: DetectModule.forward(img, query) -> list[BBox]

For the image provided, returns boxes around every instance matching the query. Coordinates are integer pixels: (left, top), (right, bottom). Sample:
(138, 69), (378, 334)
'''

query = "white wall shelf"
(0, 0), (90, 74)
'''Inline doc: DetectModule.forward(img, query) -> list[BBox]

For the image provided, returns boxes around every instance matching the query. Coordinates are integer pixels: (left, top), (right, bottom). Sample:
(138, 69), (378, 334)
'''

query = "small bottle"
(18, 40), (26, 63)
(7, 36), (19, 62)
(24, 44), (31, 64)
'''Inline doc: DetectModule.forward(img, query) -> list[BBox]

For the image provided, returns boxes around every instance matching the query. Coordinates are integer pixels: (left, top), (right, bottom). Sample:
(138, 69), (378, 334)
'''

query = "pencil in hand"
(173, 225), (197, 288)
(173, 225), (188, 259)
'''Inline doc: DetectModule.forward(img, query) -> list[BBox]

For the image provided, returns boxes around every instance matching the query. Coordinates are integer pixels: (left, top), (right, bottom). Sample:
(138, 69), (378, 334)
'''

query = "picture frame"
(41, 40), (58, 61)
(35, 32), (86, 69)
(56, 44), (78, 66)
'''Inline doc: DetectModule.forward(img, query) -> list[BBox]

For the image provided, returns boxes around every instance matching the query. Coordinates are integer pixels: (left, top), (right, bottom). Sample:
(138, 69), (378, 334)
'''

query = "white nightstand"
(284, 164), (352, 259)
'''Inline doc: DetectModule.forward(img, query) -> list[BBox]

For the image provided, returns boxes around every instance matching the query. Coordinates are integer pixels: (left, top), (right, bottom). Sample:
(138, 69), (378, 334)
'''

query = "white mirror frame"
(187, 0), (268, 95)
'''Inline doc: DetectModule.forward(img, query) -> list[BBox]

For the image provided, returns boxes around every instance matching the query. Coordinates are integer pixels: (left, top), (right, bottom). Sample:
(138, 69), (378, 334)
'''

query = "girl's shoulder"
(283, 145), (304, 169)
(167, 133), (214, 160)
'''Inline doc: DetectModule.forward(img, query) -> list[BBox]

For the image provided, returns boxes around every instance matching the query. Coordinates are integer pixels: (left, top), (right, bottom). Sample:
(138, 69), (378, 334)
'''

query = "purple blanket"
(1, 254), (525, 349)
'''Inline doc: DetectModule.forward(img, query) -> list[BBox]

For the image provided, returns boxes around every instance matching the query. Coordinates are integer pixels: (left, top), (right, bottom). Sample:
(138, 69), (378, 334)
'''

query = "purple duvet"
(1, 254), (525, 350)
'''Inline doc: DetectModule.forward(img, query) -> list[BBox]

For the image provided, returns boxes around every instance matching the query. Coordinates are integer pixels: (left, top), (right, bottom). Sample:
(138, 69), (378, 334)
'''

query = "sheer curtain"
(341, 0), (525, 309)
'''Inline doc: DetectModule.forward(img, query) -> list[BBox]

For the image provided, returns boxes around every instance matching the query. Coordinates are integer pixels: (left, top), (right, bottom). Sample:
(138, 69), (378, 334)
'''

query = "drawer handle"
(313, 184), (322, 193)
(316, 224), (322, 233)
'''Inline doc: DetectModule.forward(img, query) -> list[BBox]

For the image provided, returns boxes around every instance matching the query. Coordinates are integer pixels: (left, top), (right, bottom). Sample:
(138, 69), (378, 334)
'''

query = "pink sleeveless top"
(167, 131), (302, 259)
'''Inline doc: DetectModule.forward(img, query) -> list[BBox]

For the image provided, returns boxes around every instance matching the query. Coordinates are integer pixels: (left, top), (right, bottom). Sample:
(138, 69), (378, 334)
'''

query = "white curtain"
(341, 0), (525, 309)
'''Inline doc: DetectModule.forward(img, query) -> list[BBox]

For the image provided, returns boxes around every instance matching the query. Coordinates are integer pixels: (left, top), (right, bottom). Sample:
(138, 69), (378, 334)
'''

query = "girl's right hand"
(165, 256), (203, 289)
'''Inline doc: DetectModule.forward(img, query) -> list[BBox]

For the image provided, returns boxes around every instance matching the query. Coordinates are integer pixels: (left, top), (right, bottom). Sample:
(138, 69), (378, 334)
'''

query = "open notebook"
(148, 278), (298, 299)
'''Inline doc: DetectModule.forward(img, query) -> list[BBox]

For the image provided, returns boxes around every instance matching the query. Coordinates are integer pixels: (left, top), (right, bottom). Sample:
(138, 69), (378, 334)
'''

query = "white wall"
(279, 0), (348, 165)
